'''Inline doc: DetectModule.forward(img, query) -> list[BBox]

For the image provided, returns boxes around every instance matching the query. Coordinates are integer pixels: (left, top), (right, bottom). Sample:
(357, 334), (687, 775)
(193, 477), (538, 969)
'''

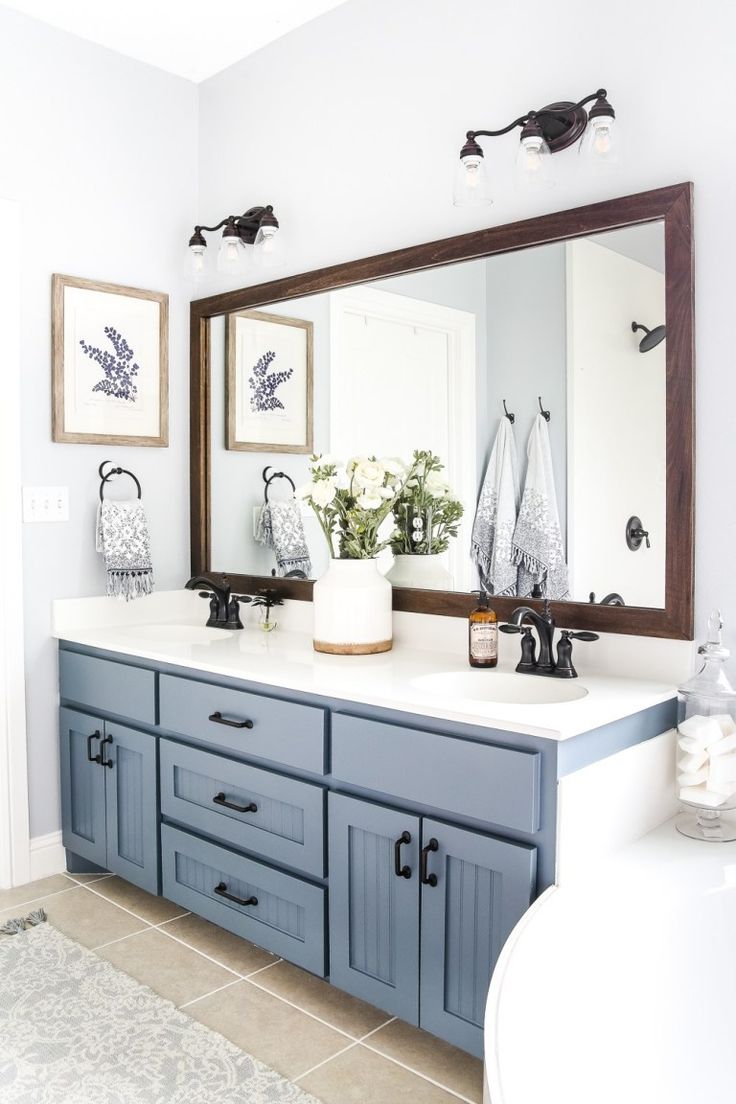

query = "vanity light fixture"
(454, 89), (617, 206)
(187, 205), (284, 278)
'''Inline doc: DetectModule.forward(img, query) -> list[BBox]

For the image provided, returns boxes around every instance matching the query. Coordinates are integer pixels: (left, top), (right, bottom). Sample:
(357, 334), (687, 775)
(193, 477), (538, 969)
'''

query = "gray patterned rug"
(0, 918), (321, 1103)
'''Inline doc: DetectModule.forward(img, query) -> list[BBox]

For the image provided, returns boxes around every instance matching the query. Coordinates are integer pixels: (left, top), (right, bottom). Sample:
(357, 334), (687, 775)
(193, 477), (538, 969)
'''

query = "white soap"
(709, 732), (736, 757)
(713, 714), (736, 738)
(678, 748), (709, 773)
(678, 735), (703, 754)
(677, 767), (709, 787)
(709, 752), (736, 787)
(679, 785), (726, 807)
(678, 716), (723, 747)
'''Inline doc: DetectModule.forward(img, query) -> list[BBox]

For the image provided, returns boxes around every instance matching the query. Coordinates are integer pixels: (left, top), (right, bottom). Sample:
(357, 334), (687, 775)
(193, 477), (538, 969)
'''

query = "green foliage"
(390, 450), (464, 556)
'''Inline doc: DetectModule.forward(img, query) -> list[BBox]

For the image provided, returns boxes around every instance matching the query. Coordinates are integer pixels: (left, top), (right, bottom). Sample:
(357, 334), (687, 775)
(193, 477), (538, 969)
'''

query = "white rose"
(381, 458), (405, 477)
(295, 482), (313, 500)
(311, 479), (337, 508)
(357, 489), (383, 510)
(353, 458), (386, 488)
(378, 486), (395, 499)
(425, 470), (450, 497)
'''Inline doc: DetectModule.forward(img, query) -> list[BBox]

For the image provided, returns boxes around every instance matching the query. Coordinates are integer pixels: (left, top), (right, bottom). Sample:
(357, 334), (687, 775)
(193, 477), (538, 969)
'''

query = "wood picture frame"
(190, 183), (695, 639)
(52, 274), (169, 446)
(225, 309), (313, 453)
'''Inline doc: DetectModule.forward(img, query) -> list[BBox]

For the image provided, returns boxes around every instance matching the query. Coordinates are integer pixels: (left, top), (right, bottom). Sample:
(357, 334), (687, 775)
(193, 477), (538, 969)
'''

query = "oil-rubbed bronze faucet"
(185, 575), (251, 630)
(500, 599), (599, 679)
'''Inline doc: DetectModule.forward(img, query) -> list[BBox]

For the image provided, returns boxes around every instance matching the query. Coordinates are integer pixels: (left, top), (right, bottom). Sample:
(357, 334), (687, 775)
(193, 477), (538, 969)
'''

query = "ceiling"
(2, 0), (349, 81)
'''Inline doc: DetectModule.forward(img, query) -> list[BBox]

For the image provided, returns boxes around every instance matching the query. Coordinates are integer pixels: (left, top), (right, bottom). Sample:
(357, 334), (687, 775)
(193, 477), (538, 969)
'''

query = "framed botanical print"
(226, 309), (313, 453)
(52, 274), (168, 446)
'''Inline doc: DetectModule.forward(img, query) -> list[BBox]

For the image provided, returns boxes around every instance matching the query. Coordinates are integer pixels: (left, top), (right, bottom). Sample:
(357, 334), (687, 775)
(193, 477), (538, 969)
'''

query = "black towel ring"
(262, 466), (296, 503)
(99, 460), (142, 502)
(537, 396), (551, 422)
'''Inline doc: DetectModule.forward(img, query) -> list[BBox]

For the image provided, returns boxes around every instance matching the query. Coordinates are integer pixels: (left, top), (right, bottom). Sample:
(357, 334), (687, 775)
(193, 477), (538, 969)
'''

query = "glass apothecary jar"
(676, 611), (736, 841)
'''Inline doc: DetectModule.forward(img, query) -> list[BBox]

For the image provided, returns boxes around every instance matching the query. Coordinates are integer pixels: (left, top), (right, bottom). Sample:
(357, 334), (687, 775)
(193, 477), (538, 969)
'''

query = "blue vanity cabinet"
(328, 792), (537, 1058)
(418, 818), (537, 1057)
(60, 706), (159, 894)
(329, 793), (421, 1023)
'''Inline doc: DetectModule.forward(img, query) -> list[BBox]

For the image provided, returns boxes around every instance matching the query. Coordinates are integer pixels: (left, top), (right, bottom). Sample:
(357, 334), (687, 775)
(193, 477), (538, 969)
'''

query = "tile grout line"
(63, 872), (115, 886)
(293, 1017), (397, 1083)
(78, 881), (190, 929)
(245, 974), (364, 1043)
(359, 1040), (479, 1104)
(178, 977), (243, 1009)
(92, 926), (153, 952)
(0, 882), (81, 915)
(242, 957), (283, 979)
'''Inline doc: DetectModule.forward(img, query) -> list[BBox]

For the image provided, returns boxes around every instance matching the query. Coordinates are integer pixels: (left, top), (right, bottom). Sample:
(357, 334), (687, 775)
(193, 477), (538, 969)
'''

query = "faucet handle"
(567, 631), (599, 642)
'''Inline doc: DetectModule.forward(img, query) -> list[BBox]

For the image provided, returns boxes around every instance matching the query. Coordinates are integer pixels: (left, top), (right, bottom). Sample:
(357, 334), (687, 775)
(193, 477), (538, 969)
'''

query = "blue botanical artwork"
(248, 350), (293, 413)
(79, 326), (140, 402)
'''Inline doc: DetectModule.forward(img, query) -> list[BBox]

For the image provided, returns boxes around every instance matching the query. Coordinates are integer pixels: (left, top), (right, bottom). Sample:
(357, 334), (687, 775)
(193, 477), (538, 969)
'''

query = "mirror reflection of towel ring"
(262, 466), (296, 503)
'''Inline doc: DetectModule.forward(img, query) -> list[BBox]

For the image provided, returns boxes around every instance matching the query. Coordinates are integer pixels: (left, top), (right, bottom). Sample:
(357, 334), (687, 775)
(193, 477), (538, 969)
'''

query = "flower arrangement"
(390, 450), (464, 556)
(299, 454), (417, 560)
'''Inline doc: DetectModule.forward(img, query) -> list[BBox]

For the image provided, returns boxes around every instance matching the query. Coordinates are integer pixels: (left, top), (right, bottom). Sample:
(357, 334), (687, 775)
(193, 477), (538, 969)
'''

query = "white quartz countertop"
(486, 818), (736, 1103)
(52, 591), (676, 742)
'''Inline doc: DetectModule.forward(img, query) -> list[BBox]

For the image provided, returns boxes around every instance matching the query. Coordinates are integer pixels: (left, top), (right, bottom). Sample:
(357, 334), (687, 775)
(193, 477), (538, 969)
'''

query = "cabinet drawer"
(331, 714), (541, 834)
(59, 650), (156, 726)
(159, 674), (326, 775)
(160, 740), (325, 876)
(161, 825), (325, 975)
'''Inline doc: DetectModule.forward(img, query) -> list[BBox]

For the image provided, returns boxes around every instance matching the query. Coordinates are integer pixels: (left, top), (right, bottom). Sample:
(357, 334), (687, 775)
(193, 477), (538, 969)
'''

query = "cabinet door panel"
(60, 708), (107, 867)
(419, 819), (537, 1058)
(329, 793), (420, 1023)
(104, 722), (159, 894)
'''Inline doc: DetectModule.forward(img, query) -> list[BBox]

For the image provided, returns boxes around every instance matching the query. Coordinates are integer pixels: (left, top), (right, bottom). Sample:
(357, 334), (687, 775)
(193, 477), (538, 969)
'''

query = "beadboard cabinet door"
(419, 819), (537, 1058)
(60, 708), (107, 869)
(328, 793), (421, 1023)
(104, 721), (159, 894)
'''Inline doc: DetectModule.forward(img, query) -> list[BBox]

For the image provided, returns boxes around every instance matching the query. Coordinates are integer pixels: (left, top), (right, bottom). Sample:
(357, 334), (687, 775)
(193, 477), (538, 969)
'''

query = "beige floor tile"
(254, 960), (391, 1039)
(97, 927), (237, 1006)
(86, 876), (188, 924)
(188, 979), (350, 1080)
(64, 871), (113, 884)
(0, 874), (73, 912)
(366, 1019), (484, 1102)
(0, 886), (146, 949)
(300, 1043), (463, 1103)
(160, 912), (277, 975)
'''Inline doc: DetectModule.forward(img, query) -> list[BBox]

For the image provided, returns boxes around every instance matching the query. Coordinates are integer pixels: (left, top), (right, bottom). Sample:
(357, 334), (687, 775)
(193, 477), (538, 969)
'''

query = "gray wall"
(0, 8), (198, 837)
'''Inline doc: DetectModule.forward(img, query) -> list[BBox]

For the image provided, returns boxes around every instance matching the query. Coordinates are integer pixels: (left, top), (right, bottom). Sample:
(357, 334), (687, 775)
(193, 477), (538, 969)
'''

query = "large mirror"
(192, 184), (694, 638)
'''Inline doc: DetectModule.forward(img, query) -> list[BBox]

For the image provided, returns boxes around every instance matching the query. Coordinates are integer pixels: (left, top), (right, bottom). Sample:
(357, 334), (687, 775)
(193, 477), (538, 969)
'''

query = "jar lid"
(698, 609), (730, 662)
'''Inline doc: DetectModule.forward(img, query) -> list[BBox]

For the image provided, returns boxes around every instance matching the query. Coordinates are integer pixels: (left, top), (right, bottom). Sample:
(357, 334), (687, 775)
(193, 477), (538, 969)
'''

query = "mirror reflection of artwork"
(226, 310), (313, 453)
(52, 274), (168, 446)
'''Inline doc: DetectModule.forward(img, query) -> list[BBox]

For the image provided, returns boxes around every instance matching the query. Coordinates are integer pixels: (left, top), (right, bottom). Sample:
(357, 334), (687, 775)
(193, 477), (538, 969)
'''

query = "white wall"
(0, 7), (198, 838)
(198, 0), (736, 667)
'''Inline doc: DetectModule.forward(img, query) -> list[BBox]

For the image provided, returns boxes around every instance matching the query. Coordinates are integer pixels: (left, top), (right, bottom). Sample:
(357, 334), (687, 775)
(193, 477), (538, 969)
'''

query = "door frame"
(0, 196), (31, 889)
(329, 285), (477, 590)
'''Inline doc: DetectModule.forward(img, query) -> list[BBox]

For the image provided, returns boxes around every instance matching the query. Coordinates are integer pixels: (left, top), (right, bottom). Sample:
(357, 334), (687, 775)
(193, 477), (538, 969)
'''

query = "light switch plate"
(22, 486), (70, 523)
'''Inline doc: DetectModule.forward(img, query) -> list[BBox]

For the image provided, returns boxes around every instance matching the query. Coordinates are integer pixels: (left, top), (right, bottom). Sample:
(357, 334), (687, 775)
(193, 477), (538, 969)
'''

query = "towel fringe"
(106, 569), (155, 601)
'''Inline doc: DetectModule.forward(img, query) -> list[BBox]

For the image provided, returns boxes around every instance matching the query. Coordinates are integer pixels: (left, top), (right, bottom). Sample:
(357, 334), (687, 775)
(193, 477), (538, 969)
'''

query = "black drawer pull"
(420, 837), (439, 887)
(394, 830), (412, 879)
(86, 730), (102, 764)
(99, 734), (114, 769)
(213, 792), (258, 814)
(214, 881), (258, 907)
(209, 711), (254, 730)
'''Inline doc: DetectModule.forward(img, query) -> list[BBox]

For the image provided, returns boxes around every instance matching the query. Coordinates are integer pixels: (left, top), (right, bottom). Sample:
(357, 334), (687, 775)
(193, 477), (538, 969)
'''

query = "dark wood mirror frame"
(191, 182), (694, 640)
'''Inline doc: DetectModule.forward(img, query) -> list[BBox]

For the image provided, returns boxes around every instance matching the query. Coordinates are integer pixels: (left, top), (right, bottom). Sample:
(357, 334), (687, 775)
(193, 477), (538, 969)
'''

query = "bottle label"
(470, 623), (497, 660)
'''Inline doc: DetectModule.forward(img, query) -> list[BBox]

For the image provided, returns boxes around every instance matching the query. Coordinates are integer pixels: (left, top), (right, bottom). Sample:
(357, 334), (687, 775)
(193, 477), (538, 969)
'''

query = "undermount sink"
(411, 671), (588, 706)
(118, 623), (230, 645)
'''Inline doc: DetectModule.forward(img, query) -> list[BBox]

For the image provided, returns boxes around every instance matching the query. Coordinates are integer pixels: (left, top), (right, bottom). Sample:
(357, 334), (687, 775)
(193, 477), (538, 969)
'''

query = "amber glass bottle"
(469, 590), (498, 668)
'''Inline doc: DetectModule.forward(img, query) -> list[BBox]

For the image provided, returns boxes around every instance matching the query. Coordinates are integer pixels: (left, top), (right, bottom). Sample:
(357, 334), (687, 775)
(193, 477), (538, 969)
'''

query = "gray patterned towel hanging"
(471, 416), (521, 595)
(256, 499), (312, 578)
(513, 413), (569, 600)
(96, 500), (154, 600)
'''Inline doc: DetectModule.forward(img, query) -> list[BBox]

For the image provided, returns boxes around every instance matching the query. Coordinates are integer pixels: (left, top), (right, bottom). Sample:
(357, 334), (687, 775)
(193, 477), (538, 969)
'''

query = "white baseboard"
(29, 831), (66, 881)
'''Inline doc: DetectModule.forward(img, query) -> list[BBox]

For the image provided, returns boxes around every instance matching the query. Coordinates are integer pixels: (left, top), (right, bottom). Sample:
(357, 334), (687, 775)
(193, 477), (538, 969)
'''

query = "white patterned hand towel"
(256, 499), (312, 577)
(512, 413), (569, 599)
(96, 500), (154, 600)
(471, 417), (521, 595)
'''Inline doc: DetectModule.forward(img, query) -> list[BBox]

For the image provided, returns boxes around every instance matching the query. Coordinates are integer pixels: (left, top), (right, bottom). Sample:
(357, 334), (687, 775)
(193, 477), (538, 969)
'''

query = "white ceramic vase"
(313, 558), (393, 654)
(386, 553), (453, 591)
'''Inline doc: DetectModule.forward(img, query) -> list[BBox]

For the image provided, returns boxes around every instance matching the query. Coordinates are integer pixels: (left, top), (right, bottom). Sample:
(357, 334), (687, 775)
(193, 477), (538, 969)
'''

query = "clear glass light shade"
(217, 234), (247, 276)
(453, 155), (492, 206)
(514, 135), (553, 190)
(253, 224), (286, 270)
(579, 113), (618, 165)
(189, 243), (207, 278)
